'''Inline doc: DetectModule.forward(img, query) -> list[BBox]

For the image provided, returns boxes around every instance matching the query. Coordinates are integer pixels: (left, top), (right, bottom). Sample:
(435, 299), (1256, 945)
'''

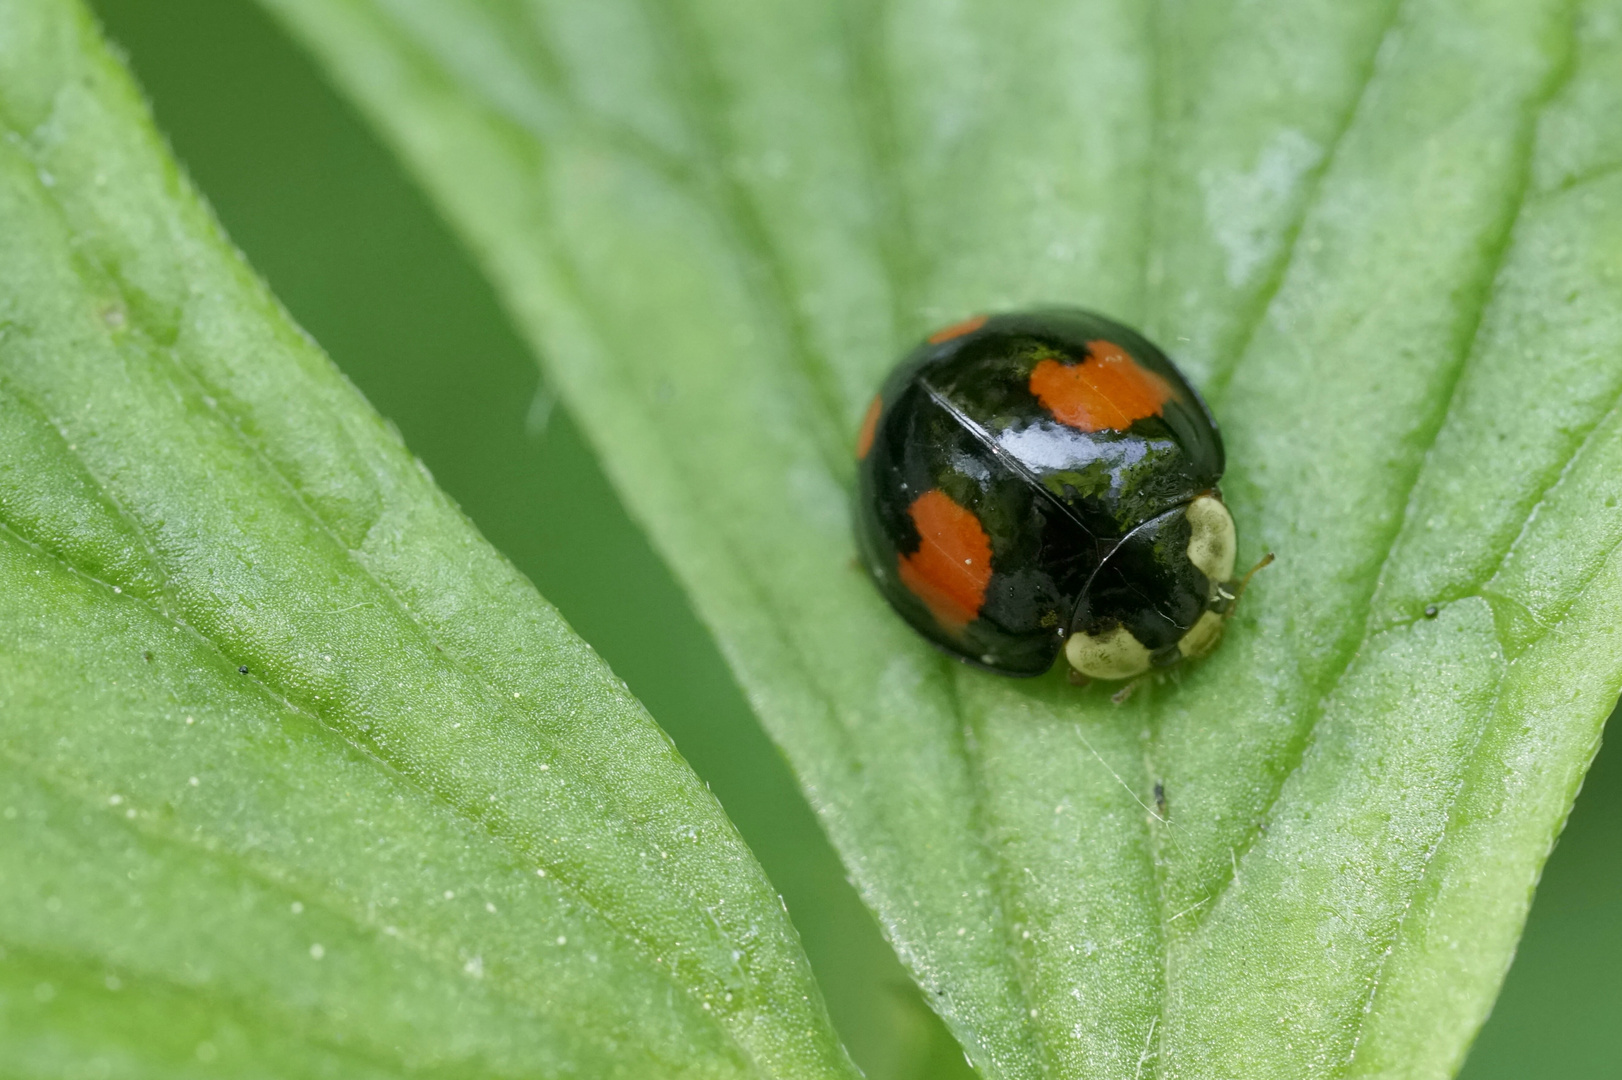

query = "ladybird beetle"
(855, 308), (1251, 682)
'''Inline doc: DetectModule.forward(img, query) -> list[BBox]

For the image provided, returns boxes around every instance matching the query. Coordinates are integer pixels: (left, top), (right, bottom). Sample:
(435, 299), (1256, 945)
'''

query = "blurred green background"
(87, 2), (1620, 1076)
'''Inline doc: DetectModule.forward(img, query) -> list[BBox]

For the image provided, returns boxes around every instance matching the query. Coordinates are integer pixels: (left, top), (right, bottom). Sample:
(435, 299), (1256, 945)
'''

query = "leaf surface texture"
(0, 4), (857, 1077)
(264, 0), (1622, 1075)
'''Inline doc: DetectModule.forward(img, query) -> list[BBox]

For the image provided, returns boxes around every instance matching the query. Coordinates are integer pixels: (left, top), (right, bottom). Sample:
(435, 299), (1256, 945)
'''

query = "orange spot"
(855, 395), (882, 460)
(1029, 340), (1174, 432)
(897, 490), (993, 631)
(927, 314), (988, 345)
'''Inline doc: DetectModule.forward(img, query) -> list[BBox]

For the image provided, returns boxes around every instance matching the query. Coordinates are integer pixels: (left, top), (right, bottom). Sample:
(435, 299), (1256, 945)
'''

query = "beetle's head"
(1063, 493), (1240, 681)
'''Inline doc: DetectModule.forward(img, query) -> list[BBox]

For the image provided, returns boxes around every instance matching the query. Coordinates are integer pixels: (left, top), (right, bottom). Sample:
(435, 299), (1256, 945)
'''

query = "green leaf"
(0, 3), (859, 1077)
(259, 0), (1622, 1076)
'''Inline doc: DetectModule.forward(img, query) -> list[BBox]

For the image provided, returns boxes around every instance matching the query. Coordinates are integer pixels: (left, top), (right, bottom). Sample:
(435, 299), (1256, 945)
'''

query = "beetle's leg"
(1111, 676), (1146, 705)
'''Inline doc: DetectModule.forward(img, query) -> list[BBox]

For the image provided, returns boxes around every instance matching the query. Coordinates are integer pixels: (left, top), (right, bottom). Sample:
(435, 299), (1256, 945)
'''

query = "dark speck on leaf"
(238, 665), (249, 675)
(1424, 604), (1440, 619)
(143, 651), (152, 662)
(1154, 781), (1167, 817)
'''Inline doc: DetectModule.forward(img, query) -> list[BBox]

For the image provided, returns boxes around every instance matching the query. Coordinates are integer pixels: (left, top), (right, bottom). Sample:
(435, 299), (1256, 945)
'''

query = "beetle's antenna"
(1223, 552), (1275, 619)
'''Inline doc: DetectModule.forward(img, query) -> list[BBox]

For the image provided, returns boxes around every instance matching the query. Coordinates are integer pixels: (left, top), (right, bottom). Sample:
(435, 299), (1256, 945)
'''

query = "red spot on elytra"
(897, 489), (993, 631)
(1029, 340), (1174, 432)
(855, 395), (882, 460)
(927, 314), (988, 345)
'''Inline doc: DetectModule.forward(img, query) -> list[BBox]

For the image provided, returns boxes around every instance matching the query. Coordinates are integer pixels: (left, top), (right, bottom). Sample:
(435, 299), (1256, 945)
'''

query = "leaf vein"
(1203, 0), (1406, 405)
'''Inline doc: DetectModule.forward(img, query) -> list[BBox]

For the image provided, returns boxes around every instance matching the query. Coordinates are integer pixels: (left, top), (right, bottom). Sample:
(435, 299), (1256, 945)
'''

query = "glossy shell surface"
(855, 308), (1226, 676)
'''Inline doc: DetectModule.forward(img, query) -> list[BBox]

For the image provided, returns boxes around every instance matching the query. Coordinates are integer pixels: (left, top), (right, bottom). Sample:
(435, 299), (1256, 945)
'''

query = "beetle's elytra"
(855, 308), (1250, 682)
